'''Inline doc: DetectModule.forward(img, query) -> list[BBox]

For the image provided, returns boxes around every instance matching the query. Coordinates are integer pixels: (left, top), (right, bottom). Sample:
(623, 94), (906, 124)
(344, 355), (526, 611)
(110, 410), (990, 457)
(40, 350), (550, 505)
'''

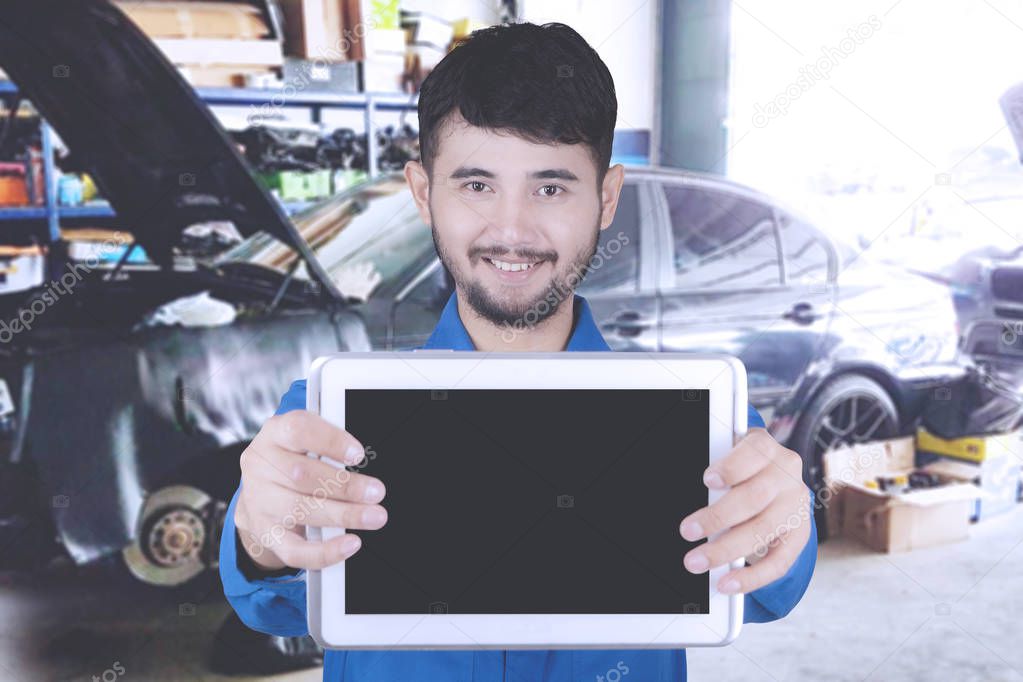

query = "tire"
(789, 374), (900, 541)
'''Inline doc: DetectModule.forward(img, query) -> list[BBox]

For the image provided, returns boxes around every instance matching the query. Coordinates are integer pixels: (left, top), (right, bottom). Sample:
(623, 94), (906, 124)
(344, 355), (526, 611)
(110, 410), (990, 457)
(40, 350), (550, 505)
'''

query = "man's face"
(406, 113), (621, 328)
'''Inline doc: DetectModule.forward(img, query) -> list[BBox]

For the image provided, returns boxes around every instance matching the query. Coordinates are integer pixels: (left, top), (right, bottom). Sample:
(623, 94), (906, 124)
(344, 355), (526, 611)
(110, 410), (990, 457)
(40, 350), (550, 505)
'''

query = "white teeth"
(489, 258), (538, 272)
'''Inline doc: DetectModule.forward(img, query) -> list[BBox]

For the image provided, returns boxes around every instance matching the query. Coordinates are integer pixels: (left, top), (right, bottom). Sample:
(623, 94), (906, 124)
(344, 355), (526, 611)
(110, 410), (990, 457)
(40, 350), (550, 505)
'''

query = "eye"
(538, 184), (565, 197)
(463, 180), (491, 193)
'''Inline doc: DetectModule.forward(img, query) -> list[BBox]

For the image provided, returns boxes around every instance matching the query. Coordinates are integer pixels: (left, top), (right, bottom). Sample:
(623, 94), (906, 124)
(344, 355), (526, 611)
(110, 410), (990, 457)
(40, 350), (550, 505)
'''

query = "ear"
(404, 160), (432, 226)
(598, 164), (626, 231)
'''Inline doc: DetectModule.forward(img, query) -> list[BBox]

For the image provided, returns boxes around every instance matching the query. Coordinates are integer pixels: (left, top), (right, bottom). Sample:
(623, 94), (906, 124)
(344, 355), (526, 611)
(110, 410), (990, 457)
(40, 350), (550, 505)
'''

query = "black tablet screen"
(343, 388), (710, 615)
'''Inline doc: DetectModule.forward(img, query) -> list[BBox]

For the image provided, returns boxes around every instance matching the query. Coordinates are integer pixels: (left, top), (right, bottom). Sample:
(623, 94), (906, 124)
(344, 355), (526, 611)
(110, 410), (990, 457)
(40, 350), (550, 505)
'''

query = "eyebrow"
(448, 166), (580, 182)
(530, 169), (580, 182)
(449, 166), (496, 179)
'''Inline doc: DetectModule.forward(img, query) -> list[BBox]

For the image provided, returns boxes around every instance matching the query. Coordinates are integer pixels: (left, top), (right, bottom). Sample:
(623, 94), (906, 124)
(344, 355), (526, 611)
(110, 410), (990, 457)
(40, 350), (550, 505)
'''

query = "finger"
(269, 452), (386, 503)
(263, 410), (366, 466)
(683, 494), (799, 574)
(715, 524), (808, 594)
(263, 482), (388, 530)
(702, 428), (778, 489)
(302, 498), (388, 530)
(680, 466), (788, 540)
(271, 529), (363, 570)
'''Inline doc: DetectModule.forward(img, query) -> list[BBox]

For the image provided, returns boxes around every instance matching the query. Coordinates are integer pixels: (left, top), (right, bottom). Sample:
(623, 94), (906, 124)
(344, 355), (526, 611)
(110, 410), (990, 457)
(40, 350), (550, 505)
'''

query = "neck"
(456, 290), (577, 352)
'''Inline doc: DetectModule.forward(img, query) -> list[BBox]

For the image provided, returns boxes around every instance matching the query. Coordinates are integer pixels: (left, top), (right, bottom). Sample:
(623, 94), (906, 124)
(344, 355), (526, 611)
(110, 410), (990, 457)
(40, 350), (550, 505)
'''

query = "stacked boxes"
(917, 427), (1023, 522)
(115, 1), (284, 87)
(822, 437), (981, 552)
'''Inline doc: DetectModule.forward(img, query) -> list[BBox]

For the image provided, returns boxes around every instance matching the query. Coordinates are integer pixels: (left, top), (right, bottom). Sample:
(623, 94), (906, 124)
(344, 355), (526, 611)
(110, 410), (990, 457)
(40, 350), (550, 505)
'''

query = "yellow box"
(452, 18), (489, 40)
(916, 427), (1023, 463)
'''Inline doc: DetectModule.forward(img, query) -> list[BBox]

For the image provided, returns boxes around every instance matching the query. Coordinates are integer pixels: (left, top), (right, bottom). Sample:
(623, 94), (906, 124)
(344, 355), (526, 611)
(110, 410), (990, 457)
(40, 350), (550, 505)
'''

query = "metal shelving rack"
(0, 80), (419, 243)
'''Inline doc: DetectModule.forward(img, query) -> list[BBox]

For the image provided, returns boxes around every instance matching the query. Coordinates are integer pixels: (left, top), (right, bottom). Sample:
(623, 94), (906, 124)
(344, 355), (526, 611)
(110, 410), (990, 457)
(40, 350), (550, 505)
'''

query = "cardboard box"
(821, 485), (845, 539)
(359, 55), (406, 93)
(279, 0), (351, 61)
(824, 436), (916, 485)
(118, 0), (284, 68)
(923, 456), (1022, 522)
(823, 437), (981, 553)
(117, 2), (269, 40)
(343, 0), (405, 61)
(841, 484), (975, 553)
(407, 42), (448, 70)
(155, 37), (284, 67)
(402, 11), (453, 50)
(176, 64), (277, 88)
(917, 427), (1023, 521)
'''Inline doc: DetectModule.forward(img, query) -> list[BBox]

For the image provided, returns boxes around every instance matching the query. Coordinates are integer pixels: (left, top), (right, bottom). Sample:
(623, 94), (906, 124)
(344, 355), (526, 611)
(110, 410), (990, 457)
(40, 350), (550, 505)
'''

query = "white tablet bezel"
(305, 351), (748, 650)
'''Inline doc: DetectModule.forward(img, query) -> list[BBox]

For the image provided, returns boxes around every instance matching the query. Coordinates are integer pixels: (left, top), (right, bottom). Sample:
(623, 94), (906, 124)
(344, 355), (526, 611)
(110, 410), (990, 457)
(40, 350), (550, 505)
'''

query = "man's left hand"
(678, 428), (813, 594)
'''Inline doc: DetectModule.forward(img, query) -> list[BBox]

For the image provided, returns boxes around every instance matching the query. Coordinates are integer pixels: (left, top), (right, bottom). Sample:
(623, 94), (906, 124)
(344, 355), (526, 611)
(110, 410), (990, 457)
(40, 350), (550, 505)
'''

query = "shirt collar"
(421, 291), (611, 352)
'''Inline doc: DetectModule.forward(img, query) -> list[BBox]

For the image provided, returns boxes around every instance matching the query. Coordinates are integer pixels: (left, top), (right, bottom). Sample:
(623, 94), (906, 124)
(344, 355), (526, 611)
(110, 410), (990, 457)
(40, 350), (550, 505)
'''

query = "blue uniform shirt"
(220, 292), (818, 681)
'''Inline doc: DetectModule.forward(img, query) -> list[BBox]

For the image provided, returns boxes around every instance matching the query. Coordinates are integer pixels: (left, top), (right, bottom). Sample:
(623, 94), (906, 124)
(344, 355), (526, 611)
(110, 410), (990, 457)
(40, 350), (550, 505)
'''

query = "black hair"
(417, 22), (617, 183)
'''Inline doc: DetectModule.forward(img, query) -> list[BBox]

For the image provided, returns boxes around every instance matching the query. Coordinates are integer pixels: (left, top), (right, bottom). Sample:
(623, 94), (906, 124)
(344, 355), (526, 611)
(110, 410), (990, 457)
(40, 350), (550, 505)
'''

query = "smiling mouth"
(482, 256), (545, 273)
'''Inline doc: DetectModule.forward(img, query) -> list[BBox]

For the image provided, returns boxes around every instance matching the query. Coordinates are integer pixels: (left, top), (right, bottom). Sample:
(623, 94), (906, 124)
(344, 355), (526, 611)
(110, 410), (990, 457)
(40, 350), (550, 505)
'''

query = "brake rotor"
(123, 485), (212, 586)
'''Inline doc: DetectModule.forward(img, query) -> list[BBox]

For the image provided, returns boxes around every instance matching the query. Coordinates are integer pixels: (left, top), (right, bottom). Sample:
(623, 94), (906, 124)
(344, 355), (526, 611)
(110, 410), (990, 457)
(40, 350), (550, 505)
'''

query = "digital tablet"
(304, 351), (750, 650)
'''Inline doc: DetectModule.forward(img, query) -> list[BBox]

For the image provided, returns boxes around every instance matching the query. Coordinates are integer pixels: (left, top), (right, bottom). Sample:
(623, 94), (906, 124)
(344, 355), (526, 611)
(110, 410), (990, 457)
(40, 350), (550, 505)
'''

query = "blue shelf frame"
(0, 81), (419, 240)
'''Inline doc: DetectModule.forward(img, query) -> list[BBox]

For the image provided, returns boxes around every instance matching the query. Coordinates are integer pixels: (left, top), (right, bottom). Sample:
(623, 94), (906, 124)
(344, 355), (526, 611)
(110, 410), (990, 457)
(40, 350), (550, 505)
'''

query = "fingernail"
(703, 470), (725, 489)
(340, 534), (361, 555)
(362, 506), (387, 526)
(364, 482), (384, 502)
(684, 550), (709, 573)
(680, 519), (703, 541)
(719, 578), (741, 594)
(346, 444), (365, 464)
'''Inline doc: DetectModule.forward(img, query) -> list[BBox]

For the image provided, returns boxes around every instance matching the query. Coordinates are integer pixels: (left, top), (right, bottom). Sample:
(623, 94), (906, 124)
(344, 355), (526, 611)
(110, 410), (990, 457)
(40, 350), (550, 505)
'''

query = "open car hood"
(0, 0), (342, 298)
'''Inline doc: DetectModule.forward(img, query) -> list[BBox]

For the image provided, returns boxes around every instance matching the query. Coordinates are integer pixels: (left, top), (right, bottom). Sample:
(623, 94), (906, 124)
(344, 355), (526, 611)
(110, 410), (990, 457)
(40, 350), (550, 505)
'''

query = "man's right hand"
(234, 410), (387, 572)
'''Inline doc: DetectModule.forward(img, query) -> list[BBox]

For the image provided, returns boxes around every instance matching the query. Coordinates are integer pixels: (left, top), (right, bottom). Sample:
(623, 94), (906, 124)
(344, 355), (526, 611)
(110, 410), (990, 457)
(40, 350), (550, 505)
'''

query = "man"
(220, 21), (817, 681)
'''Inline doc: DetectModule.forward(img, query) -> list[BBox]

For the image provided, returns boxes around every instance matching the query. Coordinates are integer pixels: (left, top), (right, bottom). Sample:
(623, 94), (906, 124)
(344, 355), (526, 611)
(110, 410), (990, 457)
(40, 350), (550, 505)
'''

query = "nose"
(486, 193), (539, 247)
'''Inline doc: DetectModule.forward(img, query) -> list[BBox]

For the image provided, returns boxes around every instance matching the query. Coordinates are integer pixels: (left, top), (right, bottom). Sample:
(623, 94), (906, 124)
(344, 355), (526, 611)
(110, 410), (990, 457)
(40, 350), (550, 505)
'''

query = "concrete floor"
(2, 504), (1021, 682)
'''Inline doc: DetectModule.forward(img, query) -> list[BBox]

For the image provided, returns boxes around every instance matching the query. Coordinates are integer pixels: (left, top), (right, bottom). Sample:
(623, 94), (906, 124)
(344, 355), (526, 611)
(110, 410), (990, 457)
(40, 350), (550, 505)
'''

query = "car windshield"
(214, 175), (436, 300)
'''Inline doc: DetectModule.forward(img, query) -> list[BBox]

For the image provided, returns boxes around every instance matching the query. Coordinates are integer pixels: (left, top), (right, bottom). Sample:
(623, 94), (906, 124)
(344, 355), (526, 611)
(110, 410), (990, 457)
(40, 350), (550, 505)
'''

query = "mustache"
(468, 245), (559, 263)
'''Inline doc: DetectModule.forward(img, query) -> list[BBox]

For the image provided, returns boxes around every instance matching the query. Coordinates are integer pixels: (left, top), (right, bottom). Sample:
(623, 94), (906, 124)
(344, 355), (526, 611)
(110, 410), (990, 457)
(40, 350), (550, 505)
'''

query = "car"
(0, 0), (370, 584)
(222, 169), (969, 539)
(962, 247), (1023, 366)
(0, 0), (969, 571)
(871, 196), (1023, 362)
(869, 196), (1023, 437)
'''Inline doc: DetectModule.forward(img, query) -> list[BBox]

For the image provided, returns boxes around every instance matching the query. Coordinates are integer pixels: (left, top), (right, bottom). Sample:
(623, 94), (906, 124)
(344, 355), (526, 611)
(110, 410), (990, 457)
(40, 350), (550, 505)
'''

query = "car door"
(575, 180), (659, 351)
(655, 180), (834, 423)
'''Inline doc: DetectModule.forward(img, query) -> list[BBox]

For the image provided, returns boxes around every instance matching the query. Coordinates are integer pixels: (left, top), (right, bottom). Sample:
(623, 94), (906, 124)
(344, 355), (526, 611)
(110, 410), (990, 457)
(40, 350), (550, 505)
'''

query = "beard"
(432, 220), (600, 329)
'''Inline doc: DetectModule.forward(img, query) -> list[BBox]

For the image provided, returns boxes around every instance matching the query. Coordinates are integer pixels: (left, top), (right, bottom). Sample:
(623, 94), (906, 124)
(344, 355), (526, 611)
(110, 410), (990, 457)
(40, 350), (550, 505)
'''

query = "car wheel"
(122, 485), (224, 587)
(789, 374), (900, 540)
